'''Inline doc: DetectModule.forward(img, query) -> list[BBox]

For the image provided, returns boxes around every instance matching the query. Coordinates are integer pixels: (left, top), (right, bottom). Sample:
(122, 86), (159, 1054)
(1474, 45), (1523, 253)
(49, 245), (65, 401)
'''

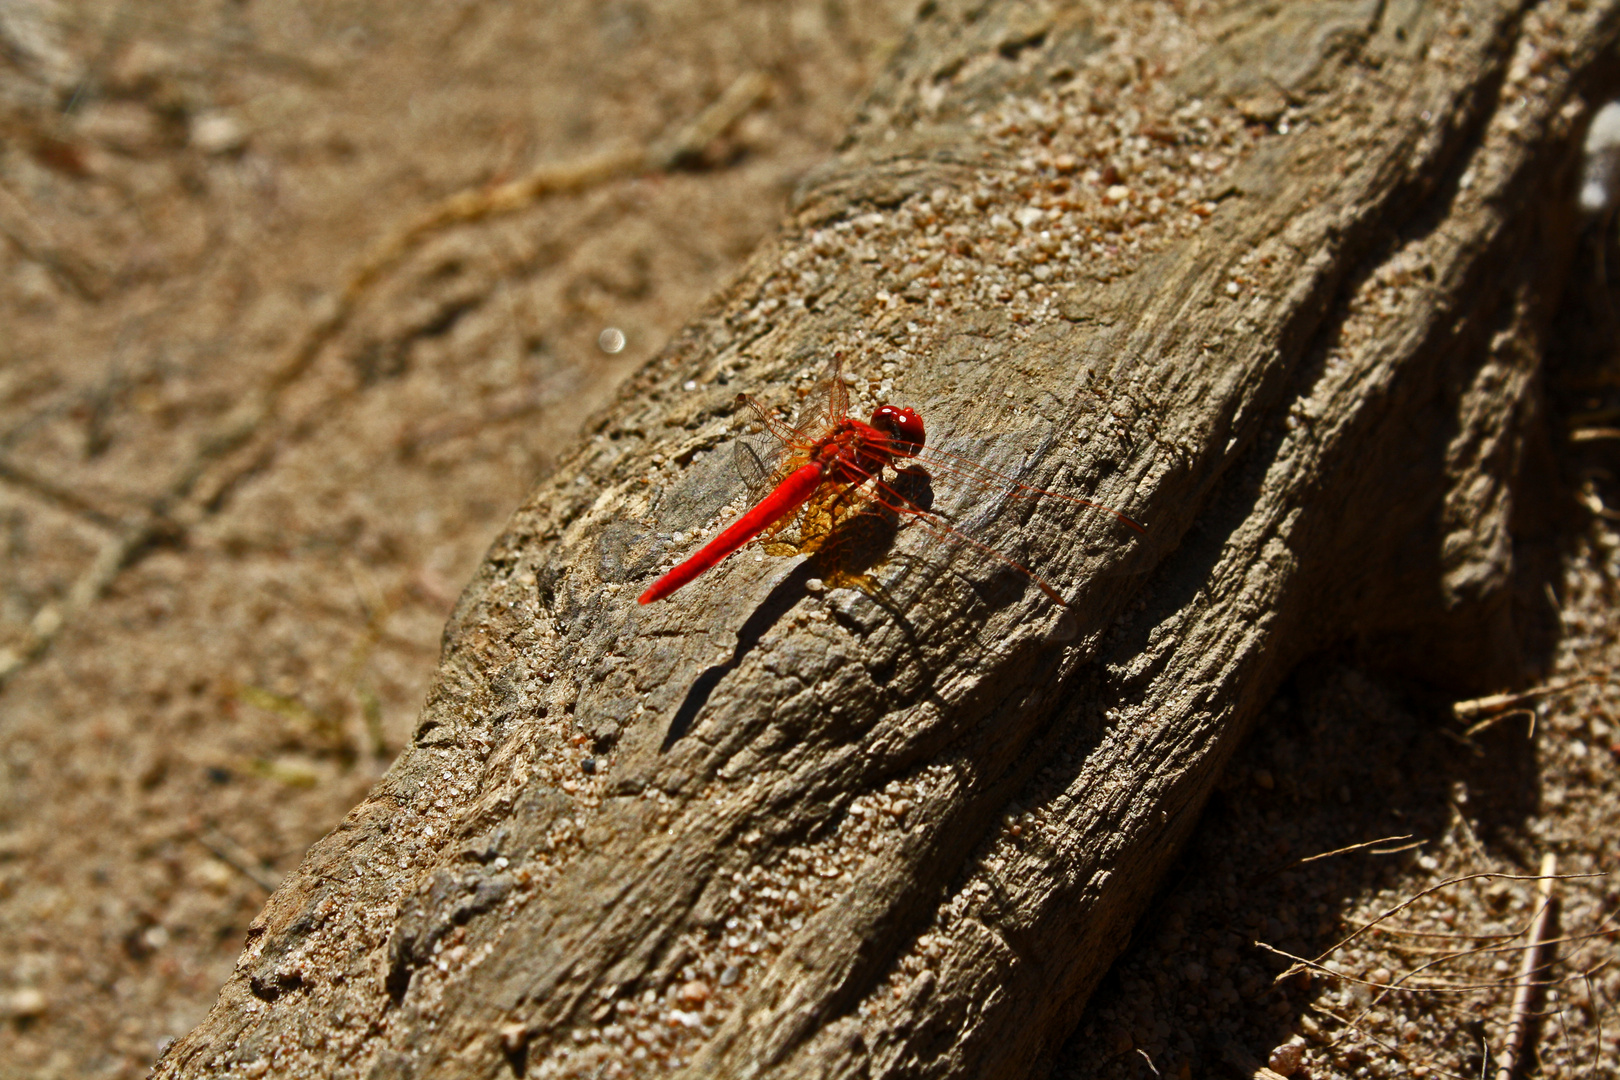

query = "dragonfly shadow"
(660, 560), (822, 752)
(659, 475), (932, 754)
(803, 470), (929, 592)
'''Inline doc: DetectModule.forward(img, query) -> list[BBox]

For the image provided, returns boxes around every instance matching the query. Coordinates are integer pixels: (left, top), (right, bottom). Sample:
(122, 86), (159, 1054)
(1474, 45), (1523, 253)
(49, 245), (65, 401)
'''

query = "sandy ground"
(0, 2), (1614, 1079)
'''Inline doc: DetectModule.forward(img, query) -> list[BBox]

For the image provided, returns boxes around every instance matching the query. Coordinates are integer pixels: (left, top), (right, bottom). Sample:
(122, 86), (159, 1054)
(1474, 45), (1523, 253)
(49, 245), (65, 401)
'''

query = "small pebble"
(667, 1009), (703, 1028)
(1268, 1040), (1305, 1076)
(190, 111), (247, 154)
(2, 988), (45, 1018)
(581, 757), (597, 775)
(676, 979), (710, 1005)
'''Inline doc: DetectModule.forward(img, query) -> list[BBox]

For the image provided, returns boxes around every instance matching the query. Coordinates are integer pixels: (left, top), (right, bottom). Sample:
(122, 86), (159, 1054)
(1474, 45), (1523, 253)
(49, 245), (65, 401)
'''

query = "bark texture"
(156, 1), (1619, 1078)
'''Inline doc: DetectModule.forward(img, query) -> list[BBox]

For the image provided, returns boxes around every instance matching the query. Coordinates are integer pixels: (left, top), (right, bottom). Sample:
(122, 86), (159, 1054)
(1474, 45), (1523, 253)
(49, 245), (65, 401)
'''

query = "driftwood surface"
(157, 1), (1618, 1077)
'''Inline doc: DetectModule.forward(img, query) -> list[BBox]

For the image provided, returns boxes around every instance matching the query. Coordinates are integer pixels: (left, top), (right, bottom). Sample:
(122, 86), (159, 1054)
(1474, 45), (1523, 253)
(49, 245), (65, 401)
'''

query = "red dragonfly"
(637, 357), (1145, 606)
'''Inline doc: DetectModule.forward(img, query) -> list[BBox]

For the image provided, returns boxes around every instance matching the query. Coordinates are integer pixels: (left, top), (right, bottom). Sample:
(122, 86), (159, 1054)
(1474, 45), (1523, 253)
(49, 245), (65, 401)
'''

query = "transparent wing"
(906, 444), (1146, 534)
(737, 392), (801, 446)
(789, 353), (849, 441)
(732, 434), (782, 503)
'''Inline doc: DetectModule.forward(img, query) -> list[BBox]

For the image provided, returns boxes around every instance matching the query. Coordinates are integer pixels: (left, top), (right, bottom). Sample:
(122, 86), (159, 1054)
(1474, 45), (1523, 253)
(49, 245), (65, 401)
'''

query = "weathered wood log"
(155, 1), (1618, 1077)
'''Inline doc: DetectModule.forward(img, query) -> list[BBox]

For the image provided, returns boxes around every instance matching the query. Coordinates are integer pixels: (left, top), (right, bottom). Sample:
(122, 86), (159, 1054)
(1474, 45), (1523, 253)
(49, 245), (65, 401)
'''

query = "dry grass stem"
(1292, 835), (1419, 868)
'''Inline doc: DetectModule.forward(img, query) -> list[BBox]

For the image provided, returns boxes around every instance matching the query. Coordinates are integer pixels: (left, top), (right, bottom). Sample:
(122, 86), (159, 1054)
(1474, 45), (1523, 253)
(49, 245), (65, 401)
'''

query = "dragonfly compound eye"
(871, 404), (926, 455)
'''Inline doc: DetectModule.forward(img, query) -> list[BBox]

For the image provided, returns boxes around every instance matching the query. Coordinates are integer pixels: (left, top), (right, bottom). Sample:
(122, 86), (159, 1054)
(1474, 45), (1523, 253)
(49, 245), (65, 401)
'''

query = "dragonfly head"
(871, 404), (926, 457)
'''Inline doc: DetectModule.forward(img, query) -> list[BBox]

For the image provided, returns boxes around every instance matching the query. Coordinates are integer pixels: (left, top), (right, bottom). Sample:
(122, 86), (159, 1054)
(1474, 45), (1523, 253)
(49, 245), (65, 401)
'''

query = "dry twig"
(1569, 427), (1620, 442)
(291, 71), (770, 389)
(1495, 852), (1559, 1080)
(1452, 676), (1598, 722)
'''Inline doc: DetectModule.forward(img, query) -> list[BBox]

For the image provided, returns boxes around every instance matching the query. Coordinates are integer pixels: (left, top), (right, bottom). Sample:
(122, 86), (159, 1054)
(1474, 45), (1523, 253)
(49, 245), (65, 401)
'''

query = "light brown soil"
(0, 2), (1614, 1079)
